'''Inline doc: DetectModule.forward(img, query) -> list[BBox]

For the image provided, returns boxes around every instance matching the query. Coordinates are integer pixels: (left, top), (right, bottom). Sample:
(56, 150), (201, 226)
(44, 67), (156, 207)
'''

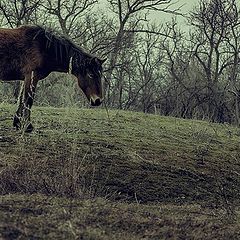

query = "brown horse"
(0, 25), (105, 132)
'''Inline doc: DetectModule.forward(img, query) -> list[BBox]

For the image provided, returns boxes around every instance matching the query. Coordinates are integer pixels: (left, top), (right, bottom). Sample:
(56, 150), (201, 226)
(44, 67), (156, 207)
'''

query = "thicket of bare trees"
(0, 0), (239, 126)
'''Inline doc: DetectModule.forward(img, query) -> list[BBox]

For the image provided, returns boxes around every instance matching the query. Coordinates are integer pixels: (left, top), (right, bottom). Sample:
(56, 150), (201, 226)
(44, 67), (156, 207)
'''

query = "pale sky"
(150, 0), (199, 20)
(149, 0), (198, 30)
(98, 0), (200, 30)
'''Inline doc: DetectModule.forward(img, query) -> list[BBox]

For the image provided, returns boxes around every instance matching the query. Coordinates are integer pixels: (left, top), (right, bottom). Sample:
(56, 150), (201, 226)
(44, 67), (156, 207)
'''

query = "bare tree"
(224, 0), (240, 126)
(190, 0), (237, 122)
(125, 25), (164, 112)
(0, 0), (42, 27)
(105, 0), (181, 105)
(44, 0), (97, 37)
(159, 19), (191, 117)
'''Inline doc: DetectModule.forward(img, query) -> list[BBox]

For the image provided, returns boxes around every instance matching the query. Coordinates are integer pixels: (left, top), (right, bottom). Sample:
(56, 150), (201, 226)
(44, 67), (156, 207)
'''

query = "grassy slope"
(0, 103), (240, 239)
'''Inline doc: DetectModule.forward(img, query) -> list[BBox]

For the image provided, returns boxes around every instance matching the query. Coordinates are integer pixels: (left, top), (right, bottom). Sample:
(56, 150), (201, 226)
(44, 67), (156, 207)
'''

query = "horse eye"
(87, 73), (94, 79)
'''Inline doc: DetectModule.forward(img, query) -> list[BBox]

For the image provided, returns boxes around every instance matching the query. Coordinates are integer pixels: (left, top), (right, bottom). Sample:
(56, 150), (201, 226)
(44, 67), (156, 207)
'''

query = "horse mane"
(25, 25), (93, 65)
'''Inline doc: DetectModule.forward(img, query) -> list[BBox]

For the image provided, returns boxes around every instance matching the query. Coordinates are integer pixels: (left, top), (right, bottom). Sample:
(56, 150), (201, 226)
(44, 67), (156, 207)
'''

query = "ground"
(0, 103), (240, 239)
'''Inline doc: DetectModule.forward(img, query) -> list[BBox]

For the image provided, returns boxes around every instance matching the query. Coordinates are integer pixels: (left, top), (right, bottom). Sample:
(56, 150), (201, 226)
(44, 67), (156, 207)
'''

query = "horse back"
(0, 26), (43, 81)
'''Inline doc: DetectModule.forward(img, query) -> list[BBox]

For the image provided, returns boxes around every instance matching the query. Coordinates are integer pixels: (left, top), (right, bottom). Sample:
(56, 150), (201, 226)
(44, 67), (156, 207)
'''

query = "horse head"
(72, 56), (106, 106)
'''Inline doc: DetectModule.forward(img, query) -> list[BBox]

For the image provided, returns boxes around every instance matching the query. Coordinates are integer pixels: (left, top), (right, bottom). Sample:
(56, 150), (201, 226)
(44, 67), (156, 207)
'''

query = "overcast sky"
(99, 0), (200, 30)
(151, 0), (200, 31)
(150, 0), (198, 20)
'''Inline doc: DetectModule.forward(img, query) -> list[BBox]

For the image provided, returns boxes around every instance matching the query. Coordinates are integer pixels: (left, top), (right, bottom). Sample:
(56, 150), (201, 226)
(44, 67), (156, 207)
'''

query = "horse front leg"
(13, 72), (38, 133)
(13, 82), (25, 130)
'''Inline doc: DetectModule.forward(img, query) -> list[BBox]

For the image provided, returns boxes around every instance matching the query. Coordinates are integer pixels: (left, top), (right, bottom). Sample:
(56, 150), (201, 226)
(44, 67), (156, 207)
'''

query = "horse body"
(0, 27), (29, 80)
(0, 25), (105, 132)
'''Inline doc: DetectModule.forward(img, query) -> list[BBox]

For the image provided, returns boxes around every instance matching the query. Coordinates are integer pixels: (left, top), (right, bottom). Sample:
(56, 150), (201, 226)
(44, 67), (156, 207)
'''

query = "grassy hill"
(0, 103), (240, 239)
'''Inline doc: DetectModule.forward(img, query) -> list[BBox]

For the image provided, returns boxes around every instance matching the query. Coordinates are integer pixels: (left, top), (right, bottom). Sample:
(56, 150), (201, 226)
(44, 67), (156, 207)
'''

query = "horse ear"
(99, 58), (107, 64)
(90, 57), (107, 66)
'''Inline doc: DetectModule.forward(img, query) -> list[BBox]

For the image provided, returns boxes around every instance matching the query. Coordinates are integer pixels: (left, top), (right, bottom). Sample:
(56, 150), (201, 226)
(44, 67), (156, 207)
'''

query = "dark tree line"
(0, 0), (239, 126)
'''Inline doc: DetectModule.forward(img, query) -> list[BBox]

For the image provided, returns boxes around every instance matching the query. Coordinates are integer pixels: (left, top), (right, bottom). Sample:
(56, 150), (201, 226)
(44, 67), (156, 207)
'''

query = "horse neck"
(50, 47), (90, 74)
(71, 52), (89, 74)
(50, 52), (72, 73)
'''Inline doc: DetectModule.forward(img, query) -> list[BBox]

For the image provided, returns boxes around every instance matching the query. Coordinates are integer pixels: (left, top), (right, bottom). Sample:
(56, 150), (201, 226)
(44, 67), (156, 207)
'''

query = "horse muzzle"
(90, 97), (102, 106)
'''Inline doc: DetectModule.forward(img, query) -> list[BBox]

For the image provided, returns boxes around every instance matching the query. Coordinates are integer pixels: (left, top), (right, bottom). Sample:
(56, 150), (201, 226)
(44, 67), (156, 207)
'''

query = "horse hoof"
(13, 116), (21, 130)
(25, 123), (34, 133)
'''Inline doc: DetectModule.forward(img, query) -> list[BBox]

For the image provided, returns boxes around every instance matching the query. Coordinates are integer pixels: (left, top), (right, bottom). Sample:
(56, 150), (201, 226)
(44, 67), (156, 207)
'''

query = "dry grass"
(0, 103), (240, 239)
(1, 194), (240, 240)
